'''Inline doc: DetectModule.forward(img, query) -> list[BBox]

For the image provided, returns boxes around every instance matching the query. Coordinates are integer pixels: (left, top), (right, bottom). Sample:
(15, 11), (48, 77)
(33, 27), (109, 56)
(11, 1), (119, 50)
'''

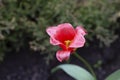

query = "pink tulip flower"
(46, 23), (87, 62)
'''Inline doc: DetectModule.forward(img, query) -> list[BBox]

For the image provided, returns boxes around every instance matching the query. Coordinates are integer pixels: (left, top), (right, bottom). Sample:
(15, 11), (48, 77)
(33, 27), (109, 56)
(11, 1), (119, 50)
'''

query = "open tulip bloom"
(46, 23), (87, 62)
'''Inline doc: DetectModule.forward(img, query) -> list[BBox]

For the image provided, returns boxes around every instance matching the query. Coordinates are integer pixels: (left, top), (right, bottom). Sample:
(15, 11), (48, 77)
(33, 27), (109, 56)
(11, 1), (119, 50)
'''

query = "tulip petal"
(50, 38), (61, 45)
(46, 26), (57, 38)
(76, 26), (87, 36)
(46, 26), (61, 45)
(69, 26), (86, 48)
(55, 23), (76, 43)
(56, 50), (71, 62)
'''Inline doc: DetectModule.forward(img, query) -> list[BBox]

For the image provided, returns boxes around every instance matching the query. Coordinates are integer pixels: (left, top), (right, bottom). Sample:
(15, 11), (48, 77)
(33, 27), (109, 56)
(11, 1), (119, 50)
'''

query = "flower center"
(64, 40), (71, 48)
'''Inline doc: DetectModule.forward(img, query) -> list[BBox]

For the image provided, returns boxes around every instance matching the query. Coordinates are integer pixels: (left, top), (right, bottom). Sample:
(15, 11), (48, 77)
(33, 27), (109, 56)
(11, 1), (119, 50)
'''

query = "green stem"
(74, 52), (97, 80)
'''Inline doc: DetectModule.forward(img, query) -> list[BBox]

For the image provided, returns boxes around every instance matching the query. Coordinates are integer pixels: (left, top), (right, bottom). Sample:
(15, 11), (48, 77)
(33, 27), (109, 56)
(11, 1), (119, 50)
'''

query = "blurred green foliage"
(0, 0), (120, 62)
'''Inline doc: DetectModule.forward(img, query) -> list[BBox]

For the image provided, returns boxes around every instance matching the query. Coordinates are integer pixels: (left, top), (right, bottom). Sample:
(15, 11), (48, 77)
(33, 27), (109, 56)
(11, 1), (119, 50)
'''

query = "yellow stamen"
(64, 40), (71, 48)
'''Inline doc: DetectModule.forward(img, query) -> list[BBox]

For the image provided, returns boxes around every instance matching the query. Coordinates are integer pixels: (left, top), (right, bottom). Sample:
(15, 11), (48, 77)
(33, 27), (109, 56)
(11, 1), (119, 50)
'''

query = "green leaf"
(52, 64), (95, 80)
(105, 69), (120, 80)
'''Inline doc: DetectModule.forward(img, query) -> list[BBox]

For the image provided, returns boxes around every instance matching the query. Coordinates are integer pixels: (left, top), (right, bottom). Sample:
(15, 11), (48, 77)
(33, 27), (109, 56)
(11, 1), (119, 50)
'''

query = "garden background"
(0, 0), (120, 80)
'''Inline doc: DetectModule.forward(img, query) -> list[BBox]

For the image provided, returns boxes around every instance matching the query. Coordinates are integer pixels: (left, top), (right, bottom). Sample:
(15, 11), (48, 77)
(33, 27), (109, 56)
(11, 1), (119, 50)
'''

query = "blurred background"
(0, 0), (120, 80)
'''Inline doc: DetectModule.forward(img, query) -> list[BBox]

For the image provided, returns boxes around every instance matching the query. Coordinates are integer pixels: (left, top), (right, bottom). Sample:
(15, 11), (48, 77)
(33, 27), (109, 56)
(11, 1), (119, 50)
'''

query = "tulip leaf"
(105, 69), (120, 80)
(52, 64), (95, 80)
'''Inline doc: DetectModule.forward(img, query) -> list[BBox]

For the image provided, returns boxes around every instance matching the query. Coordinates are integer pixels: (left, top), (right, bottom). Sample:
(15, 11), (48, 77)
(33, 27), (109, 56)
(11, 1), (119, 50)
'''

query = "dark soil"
(0, 38), (120, 80)
(0, 51), (49, 80)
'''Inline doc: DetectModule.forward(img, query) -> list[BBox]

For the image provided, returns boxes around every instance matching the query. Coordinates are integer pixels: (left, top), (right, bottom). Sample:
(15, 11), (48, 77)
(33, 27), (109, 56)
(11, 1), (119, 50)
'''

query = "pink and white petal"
(50, 38), (61, 45)
(56, 50), (71, 62)
(76, 26), (87, 36)
(46, 26), (61, 45)
(57, 23), (76, 35)
(46, 26), (58, 38)
(57, 23), (73, 29)
(69, 32), (86, 48)
(57, 23), (76, 34)
(55, 23), (76, 42)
